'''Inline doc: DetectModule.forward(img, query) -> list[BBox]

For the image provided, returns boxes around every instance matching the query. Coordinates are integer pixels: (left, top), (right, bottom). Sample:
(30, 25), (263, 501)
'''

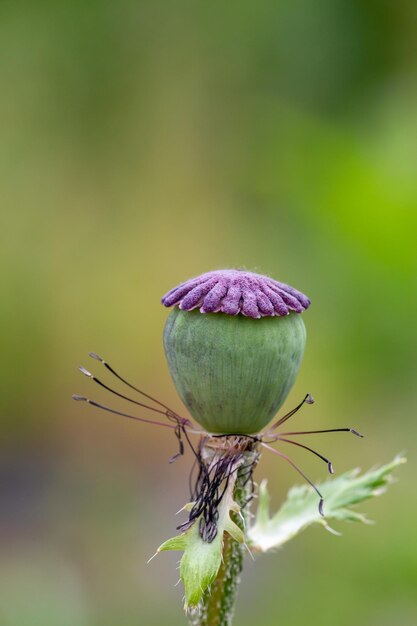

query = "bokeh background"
(1, 1), (416, 625)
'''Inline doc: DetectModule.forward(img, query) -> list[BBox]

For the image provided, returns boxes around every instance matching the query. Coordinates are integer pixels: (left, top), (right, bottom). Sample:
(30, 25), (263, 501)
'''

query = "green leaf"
(248, 455), (406, 552)
(156, 480), (245, 609)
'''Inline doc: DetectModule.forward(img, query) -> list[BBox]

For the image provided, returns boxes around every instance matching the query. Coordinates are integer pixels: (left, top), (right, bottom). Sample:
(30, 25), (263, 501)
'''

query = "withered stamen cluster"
(178, 435), (260, 542)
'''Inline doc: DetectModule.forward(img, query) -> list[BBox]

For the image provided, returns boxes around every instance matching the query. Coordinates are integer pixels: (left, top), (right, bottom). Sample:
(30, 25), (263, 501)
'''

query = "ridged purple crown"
(161, 269), (310, 319)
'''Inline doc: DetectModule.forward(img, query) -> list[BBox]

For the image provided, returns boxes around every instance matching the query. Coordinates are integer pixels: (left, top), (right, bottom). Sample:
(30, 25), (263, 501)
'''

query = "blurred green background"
(1, 1), (416, 625)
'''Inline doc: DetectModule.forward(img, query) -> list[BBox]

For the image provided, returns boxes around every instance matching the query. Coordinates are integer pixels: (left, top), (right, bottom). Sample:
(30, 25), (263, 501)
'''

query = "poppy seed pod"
(162, 269), (310, 434)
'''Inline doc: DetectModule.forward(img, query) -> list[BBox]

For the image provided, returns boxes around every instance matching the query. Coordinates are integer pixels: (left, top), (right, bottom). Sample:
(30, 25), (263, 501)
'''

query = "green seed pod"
(162, 269), (310, 434)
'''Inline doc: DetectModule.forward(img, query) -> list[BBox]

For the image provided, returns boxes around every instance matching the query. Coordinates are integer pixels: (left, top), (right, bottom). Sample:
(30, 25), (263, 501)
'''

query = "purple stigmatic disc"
(161, 269), (310, 319)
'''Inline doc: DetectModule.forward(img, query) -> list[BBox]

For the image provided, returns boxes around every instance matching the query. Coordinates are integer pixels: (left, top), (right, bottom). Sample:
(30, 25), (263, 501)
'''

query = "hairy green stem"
(188, 448), (258, 626)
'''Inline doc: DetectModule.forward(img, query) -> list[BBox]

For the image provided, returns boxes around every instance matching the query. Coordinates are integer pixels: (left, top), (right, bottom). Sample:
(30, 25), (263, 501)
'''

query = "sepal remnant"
(156, 480), (245, 608)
